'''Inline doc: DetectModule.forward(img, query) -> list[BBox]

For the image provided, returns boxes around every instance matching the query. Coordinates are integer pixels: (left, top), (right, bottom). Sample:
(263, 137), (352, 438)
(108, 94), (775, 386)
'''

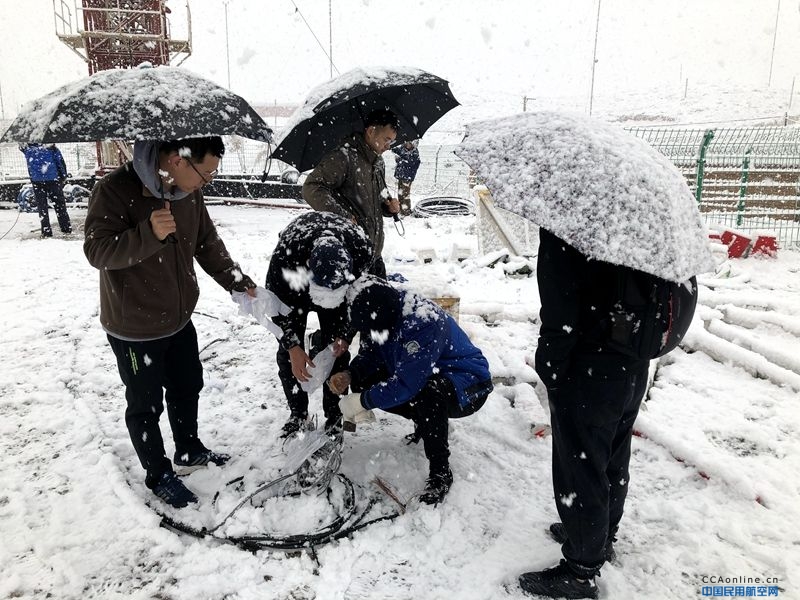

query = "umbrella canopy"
(0, 66), (273, 144)
(271, 66), (458, 172)
(454, 111), (716, 283)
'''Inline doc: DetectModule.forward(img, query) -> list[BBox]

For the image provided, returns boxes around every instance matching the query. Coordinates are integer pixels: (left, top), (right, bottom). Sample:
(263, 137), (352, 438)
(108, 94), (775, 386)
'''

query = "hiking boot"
(419, 468), (453, 505)
(152, 472), (198, 509)
(280, 414), (310, 438)
(548, 522), (617, 563)
(519, 560), (598, 599)
(174, 449), (230, 468)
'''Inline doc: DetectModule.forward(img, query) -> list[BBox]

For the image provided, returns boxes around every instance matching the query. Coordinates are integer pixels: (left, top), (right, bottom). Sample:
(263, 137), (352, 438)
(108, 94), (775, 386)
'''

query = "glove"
(338, 393), (376, 426)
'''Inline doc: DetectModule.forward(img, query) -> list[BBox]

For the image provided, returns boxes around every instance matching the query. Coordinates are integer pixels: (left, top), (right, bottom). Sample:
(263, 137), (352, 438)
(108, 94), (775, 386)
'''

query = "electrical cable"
(286, 0), (339, 76)
(0, 207), (23, 241)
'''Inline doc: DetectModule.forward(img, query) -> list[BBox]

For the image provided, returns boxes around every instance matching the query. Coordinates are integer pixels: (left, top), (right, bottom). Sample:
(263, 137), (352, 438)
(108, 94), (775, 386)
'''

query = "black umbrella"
(271, 67), (459, 172)
(0, 66), (273, 144)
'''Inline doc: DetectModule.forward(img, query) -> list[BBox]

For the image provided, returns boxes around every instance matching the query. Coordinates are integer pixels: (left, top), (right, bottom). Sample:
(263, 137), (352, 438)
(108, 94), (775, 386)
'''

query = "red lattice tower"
(53, 1), (192, 171)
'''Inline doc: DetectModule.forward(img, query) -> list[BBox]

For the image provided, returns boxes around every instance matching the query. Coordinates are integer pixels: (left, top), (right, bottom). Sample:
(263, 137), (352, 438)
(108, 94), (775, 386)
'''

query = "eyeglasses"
(186, 159), (218, 185)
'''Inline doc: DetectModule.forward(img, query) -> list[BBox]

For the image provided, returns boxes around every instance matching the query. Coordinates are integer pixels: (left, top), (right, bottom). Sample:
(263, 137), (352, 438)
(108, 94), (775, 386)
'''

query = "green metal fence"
(627, 126), (800, 247)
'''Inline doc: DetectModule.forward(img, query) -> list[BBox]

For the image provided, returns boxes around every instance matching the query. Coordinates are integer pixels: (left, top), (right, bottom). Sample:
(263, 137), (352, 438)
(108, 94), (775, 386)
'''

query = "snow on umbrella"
(0, 65), (273, 144)
(454, 111), (716, 283)
(271, 66), (459, 172)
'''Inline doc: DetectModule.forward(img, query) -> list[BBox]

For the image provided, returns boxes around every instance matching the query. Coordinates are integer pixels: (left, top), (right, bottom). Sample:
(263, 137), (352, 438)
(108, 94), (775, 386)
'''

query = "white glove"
(338, 393), (376, 425)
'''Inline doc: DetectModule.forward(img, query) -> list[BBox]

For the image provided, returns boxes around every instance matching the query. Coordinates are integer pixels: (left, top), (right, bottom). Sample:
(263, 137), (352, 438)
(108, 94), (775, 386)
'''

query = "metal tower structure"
(52, 0), (193, 171)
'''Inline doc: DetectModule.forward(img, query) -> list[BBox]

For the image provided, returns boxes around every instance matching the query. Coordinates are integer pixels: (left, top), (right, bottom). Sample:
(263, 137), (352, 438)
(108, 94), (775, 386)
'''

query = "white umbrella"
(455, 111), (716, 283)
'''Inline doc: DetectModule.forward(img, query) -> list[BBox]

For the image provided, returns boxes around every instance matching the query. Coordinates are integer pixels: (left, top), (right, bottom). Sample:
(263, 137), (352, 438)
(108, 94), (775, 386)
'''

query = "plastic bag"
(300, 343), (337, 394)
(231, 286), (291, 338)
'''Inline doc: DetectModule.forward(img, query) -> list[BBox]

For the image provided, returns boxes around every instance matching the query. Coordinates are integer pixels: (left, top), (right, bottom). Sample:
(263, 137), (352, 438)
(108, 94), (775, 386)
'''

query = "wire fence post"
(736, 147), (752, 227)
(695, 129), (715, 203)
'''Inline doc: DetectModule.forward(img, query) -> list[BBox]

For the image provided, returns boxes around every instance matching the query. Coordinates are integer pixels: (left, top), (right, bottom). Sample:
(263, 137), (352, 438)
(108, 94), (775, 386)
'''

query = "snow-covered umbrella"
(454, 111), (716, 283)
(0, 65), (273, 144)
(271, 66), (459, 172)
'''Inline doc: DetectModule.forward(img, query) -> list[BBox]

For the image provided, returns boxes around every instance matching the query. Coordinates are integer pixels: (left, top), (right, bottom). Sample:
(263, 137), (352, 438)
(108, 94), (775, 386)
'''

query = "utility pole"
(224, 1), (231, 88)
(768, 0), (780, 87)
(328, 0), (333, 78)
(0, 80), (5, 120)
(588, 0), (602, 116)
(522, 96), (533, 112)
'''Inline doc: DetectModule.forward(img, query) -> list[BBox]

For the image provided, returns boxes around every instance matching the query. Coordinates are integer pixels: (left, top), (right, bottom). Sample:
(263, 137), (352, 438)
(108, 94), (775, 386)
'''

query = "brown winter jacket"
(302, 133), (391, 259)
(84, 162), (253, 340)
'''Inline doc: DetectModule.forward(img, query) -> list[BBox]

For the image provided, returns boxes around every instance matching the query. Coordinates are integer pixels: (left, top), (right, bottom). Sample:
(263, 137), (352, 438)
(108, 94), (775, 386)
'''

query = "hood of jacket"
(132, 140), (191, 201)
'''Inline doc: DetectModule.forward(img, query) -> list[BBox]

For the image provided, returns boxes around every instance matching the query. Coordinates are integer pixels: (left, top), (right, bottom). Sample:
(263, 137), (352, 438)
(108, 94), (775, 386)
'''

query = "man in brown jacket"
(302, 109), (401, 278)
(84, 136), (256, 509)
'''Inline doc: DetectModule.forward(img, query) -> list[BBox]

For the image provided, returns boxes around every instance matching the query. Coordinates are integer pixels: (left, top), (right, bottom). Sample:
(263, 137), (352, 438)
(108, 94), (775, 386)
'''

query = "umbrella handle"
(392, 213), (405, 237)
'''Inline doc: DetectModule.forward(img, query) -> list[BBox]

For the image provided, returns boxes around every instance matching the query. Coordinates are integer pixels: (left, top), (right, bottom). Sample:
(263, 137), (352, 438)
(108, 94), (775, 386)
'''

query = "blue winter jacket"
(392, 145), (421, 182)
(349, 291), (492, 410)
(22, 144), (67, 182)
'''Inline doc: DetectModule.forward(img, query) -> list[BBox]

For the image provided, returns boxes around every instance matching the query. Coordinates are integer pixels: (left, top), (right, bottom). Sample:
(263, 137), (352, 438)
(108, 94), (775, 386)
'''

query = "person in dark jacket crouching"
(328, 276), (493, 505)
(265, 211), (374, 438)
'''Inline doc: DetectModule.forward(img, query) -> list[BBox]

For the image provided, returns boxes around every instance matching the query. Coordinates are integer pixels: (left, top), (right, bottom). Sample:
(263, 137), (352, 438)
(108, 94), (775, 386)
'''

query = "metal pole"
(788, 76), (795, 111)
(329, 0), (333, 78)
(588, 0), (601, 116)
(224, 1), (231, 88)
(768, 0), (780, 87)
(0, 80), (5, 120)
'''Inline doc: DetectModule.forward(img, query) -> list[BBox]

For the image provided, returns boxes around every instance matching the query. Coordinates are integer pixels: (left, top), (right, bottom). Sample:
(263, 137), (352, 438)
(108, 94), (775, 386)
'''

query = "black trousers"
(378, 374), (488, 474)
(548, 366), (649, 576)
(32, 180), (71, 236)
(107, 321), (206, 488)
(276, 314), (350, 422)
(369, 256), (387, 279)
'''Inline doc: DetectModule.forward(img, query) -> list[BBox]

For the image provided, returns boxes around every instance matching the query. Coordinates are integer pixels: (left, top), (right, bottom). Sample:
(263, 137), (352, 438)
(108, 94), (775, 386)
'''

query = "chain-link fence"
(627, 126), (800, 246)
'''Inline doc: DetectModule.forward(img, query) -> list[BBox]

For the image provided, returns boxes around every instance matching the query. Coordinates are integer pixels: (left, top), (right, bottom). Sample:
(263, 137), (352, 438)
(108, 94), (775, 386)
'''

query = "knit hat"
(348, 277), (403, 338)
(309, 237), (354, 289)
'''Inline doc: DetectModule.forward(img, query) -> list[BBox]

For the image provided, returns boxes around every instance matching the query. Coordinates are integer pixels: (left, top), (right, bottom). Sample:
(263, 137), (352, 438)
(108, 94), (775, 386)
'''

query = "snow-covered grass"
(1, 204), (798, 599)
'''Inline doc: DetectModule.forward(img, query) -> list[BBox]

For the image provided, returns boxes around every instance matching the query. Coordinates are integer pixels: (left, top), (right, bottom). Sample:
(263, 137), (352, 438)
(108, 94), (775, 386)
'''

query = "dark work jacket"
(534, 227), (648, 390)
(266, 211), (374, 350)
(84, 163), (253, 340)
(302, 133), (391, 259)
(392, 145), (421, 182)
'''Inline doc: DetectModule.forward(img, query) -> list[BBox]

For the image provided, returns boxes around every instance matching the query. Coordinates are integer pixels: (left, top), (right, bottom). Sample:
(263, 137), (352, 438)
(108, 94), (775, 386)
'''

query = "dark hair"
(364, 109), (399, 130)
(159, 136), (225, 162)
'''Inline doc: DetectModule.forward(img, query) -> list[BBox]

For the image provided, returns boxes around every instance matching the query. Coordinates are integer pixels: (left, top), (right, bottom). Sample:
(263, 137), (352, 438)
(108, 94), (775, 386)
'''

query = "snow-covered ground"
(1, 202), (798, 599)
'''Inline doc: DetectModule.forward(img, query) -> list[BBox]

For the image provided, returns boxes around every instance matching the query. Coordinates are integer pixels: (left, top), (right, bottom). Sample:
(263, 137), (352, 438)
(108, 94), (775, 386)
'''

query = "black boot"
(419, 467), (453, 505)
(280, 413), (309, 438)
(519, 560), (598, 599)
(548, 522), (617, 563)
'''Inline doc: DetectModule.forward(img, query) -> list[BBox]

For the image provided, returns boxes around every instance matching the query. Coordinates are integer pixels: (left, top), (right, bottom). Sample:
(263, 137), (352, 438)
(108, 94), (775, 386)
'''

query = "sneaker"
(174, 449), (230, 468)
(519, 560), (598, 599)
(419, 468), (453, 505)
(280, 414), (309, 438)
(548, 522), (616, 563)
(152, 472), (198, 508)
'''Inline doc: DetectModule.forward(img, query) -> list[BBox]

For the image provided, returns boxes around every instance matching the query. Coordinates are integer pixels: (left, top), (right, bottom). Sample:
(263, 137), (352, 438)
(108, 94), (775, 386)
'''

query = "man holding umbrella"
(84, 136), (257, 509)
(302, 108), (401, 278)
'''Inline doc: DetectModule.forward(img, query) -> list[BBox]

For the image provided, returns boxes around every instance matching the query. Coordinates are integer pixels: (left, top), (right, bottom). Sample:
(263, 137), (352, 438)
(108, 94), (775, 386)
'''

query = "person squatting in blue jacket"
(328, 276), (493, 505)
(20, 143), (72, 237)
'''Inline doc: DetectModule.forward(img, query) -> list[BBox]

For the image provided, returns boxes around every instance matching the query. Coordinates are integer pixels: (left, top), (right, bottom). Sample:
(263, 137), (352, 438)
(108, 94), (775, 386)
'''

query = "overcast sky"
(1, 0), (799, 121)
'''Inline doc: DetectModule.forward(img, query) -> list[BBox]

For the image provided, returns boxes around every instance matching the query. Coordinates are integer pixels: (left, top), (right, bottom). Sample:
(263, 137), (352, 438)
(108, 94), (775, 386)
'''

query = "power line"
(287, 0), (339, 77)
